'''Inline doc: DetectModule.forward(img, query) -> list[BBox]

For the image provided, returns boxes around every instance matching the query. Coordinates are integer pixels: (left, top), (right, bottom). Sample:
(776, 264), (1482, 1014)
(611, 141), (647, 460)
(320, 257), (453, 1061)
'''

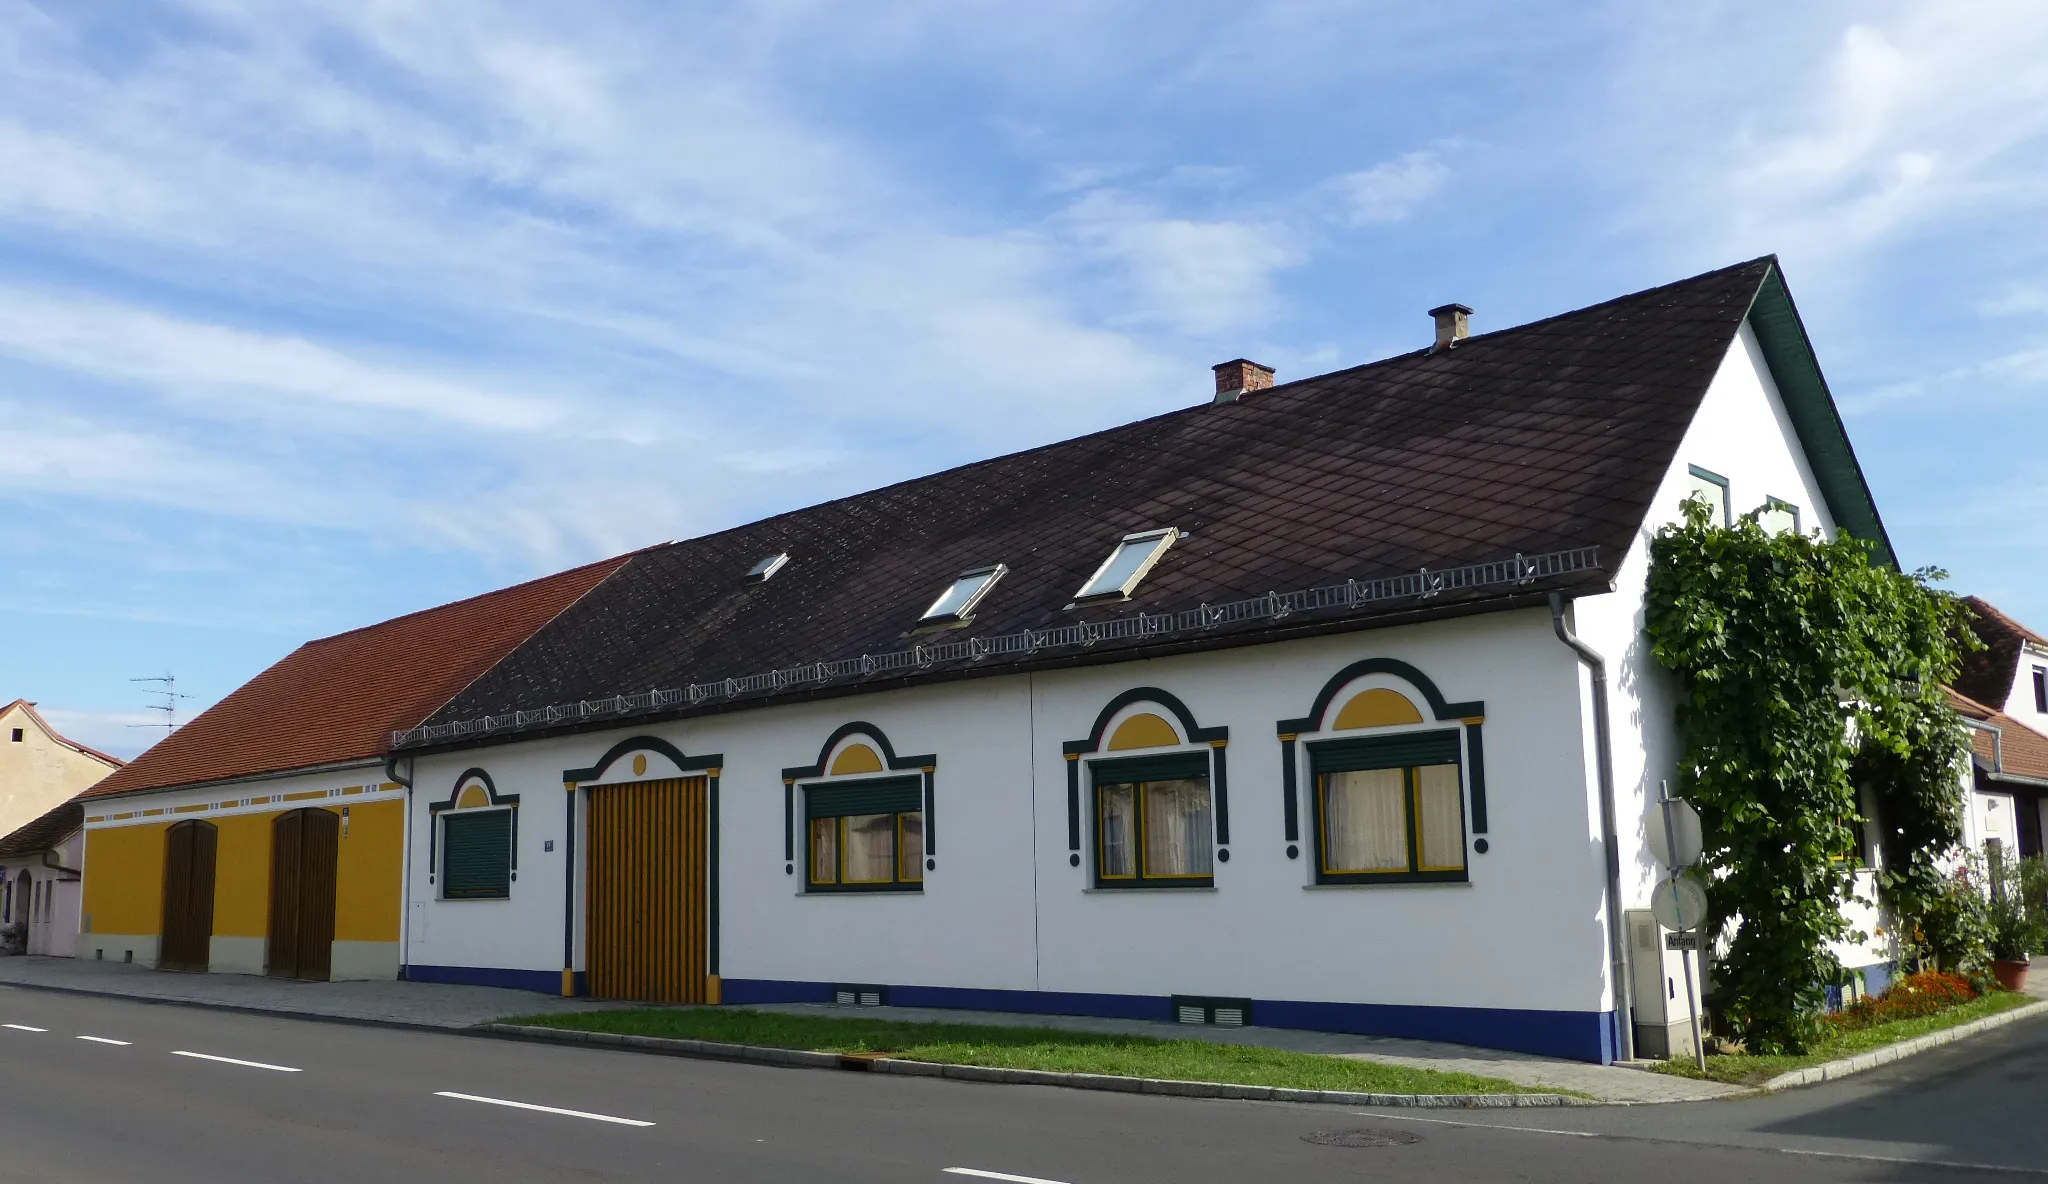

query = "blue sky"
(3, 0), (2045, 759)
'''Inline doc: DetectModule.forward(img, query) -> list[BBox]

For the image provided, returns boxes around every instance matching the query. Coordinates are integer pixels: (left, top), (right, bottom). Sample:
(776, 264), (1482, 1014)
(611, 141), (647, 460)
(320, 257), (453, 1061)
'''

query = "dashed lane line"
(3, 1024), (47, 1032)
(171, 1051), (302, 1073)
(943, 1169), (1078, 1184)
(77, 1036), (132, 1046)
(434, 1091), (655, 1127)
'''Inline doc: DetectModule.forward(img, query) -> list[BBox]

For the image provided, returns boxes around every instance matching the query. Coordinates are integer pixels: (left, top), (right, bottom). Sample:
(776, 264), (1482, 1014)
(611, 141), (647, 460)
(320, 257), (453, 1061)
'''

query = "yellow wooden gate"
(587, 777), (708, 1002)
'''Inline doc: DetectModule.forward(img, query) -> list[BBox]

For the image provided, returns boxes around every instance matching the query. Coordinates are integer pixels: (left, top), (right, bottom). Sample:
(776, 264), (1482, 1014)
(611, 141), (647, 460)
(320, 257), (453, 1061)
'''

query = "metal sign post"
(1659, 780), (1706, 1073)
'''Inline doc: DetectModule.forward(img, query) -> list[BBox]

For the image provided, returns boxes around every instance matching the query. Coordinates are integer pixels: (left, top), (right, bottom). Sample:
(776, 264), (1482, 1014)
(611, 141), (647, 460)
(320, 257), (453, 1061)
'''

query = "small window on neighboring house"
(1074, 528), (1178, 602)
(806, 778), (924, 892)
(920, 564), (1007, 623)
(2033, 666), (2046, 715)
(1759, 497), (1801, 535)
(9, 729), (21, 742)
(1091, 753), (1214, 887)
(1683, 466), (1731, 527)
(441, 810), (513, 900)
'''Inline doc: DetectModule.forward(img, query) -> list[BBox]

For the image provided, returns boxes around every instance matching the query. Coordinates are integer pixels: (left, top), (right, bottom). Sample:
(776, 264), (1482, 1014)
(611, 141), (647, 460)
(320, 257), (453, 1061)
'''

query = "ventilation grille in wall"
(1172, 995), (1252, 1027)
(833, 984), (885, 1007)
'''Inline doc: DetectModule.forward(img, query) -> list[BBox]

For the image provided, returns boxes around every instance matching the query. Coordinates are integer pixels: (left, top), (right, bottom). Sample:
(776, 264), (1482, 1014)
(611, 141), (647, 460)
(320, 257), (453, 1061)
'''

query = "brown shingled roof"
(1954, 597), (2048, 713)
(407, 257), (1888, 748)
(82, 555), (631, 799)
(1948, 688), (2048, 785)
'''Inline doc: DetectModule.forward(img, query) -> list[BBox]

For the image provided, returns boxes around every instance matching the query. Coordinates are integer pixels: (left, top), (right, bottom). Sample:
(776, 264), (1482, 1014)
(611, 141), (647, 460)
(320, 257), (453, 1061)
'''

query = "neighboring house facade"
(0, 799), (87, 957)
(367, 257), (1894, 1064)
(1952, 599), (2048, 861)
(70, 558), (629, 977)
(0, 699), (123, 838)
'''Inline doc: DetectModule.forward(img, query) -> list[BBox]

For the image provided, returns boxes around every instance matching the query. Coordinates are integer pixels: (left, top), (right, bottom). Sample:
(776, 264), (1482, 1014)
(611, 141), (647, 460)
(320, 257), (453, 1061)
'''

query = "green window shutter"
(1088, 752), (1210, 785)
(1310, 730), (1460, 774)
(442, 810), (512, 899)
(806, 777), (923, 819)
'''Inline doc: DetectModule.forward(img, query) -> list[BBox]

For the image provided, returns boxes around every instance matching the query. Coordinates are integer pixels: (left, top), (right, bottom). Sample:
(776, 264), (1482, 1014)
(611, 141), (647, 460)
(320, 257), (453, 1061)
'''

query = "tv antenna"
(130, 674), (193, 736)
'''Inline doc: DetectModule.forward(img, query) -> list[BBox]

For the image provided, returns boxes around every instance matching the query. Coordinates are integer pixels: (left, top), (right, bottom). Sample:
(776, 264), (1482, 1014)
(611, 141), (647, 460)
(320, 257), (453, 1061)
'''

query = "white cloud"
(1326, 151), (1451, 225)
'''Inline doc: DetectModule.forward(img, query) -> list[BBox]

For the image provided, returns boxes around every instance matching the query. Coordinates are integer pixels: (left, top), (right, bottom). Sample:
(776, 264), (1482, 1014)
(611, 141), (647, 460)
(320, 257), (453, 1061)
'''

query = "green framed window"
(441, 809), (513, 900)
(1684, 465), (1731, 526)
(1760, 496), (1801, 535)
(806, 776), (923, 892)
(1309, 731), (1467, 885)
(1091, 753), (1213, 888)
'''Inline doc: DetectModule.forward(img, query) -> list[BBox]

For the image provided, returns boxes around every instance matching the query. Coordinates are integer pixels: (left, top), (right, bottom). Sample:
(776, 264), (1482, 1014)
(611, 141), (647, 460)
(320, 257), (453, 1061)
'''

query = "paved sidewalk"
(735, 1001), (1745, 1103)
(0, 955), (620, 1029)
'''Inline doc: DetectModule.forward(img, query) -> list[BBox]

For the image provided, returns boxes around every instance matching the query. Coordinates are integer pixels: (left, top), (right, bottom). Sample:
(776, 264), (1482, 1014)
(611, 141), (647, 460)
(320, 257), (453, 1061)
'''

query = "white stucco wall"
(406, 607), (1617, 1024)
(1571, 319), (1892, 989)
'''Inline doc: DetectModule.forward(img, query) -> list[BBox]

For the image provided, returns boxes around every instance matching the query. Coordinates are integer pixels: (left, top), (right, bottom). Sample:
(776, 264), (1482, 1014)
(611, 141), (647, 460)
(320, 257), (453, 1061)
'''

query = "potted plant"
(1986, 855), (2047, 992)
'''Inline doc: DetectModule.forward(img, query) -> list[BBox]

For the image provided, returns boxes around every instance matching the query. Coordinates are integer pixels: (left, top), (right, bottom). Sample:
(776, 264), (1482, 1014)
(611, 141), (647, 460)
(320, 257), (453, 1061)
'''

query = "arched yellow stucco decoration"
(830, 743), (885, 775)
(631, 753), (648, 776)
(1333, 688), (1424, 731)
(1107, 712), (1181, 751)
(455, 783), (491, 809)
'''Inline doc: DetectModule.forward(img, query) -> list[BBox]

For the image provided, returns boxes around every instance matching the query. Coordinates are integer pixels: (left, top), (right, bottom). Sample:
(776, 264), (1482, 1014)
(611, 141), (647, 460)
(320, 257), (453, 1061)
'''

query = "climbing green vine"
(1645, 498), (1974, 1054)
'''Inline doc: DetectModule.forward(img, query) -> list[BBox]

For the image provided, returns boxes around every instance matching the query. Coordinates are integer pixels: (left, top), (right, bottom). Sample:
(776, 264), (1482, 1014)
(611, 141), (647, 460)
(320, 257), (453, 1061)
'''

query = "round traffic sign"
(1648, 799), (1704, 869)
(1650, 873), (1709, 933)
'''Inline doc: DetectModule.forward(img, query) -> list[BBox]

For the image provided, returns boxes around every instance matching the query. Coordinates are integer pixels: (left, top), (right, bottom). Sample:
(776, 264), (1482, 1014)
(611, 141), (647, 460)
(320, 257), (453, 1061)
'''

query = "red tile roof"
(1947, 688), (2048, 785)
(81, 556), (630, 799)
(0, 699), (126, 769)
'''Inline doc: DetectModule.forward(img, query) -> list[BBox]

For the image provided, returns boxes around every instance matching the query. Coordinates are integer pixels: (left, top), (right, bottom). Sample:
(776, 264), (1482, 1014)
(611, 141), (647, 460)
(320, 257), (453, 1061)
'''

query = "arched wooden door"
(160, 820), (219, 972)
(587, 777), (709, 1003)
(267, 808), (339, 981)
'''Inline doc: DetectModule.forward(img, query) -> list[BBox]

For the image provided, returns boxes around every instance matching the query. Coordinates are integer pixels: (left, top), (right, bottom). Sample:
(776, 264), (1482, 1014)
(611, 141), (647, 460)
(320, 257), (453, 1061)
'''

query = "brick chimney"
(1212, 358), (1276, 404)
(1429, 303), (1472, 351)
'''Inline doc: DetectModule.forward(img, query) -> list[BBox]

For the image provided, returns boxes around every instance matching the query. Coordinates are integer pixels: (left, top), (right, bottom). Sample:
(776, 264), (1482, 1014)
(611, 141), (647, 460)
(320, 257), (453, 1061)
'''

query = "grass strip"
(499, 1007), (1564, 1096)
(1646, 991), (2036, 1086)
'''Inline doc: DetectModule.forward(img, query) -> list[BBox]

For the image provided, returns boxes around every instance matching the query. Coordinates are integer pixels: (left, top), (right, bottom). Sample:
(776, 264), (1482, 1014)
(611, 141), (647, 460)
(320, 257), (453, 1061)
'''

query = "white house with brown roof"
(0, 699), (122, 838)
(1948, 597), (2048, 861)
(0, 700), (121, 956)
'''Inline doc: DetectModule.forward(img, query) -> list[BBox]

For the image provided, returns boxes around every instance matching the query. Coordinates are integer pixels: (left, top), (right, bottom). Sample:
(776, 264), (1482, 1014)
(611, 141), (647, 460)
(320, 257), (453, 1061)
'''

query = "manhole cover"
(1301, 1128), (1422, 1148)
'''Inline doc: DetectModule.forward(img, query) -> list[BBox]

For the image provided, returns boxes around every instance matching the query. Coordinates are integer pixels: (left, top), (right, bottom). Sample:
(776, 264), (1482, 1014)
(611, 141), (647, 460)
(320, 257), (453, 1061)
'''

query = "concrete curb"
(477, 1022), (1598, 1108)
(0, 976), (469, 1037)
(1760, 998), (2048, 1091)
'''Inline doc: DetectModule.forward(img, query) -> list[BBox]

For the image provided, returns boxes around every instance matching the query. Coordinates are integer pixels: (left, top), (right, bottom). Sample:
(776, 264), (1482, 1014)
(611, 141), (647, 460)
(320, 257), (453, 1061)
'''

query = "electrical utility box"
(1626, 908), (1703, 1059)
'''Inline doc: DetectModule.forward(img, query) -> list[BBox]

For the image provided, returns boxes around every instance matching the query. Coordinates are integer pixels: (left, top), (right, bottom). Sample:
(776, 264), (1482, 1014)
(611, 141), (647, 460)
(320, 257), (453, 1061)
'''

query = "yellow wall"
(211, 813), (274, 938)
(334, 800), (402, 943)
(82, 797), (404, 946)
(82, 822), (169, 935)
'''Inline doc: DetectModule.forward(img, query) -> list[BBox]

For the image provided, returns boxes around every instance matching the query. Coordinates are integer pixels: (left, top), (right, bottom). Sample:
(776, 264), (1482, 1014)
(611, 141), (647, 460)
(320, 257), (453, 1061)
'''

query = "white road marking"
(76, 1036), (132, 1046)
(3, 1024), (47, 1032)
(171, 1050), (302, 1073)
(943, 1169), (1077, 1184)
(434, 1091), (655, 1127)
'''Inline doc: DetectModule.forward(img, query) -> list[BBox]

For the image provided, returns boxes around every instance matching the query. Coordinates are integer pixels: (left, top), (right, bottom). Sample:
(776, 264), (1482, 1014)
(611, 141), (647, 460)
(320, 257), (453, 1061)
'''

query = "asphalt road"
(0, 985), (2041, 1183)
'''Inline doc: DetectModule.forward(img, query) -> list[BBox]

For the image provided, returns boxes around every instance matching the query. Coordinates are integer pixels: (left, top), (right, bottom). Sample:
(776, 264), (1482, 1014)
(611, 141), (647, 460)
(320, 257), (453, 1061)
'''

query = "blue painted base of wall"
(722, 978), (1617, 1063)
(404, 964), (585, 996)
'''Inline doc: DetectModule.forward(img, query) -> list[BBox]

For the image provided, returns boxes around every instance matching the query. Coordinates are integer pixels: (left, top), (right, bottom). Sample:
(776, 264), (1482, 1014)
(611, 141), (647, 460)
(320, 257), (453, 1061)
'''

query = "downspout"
(386, 751), (416, 981)
(1550, 592), (1636, 1063)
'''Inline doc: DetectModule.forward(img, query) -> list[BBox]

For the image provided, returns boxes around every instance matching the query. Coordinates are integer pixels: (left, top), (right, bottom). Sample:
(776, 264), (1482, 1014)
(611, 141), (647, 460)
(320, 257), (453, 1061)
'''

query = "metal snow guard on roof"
(393, 545), (1600, 749)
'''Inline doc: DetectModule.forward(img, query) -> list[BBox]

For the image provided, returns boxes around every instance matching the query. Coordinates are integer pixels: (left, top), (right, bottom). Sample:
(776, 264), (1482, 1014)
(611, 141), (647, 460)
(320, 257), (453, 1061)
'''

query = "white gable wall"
(1573, 320), (1888, 1008)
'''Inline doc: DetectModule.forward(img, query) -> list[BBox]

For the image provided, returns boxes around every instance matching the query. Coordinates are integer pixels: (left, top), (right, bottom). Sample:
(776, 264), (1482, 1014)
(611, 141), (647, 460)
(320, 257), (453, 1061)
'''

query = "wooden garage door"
(160, 820), (218, 972)
(588, 777), (708, 1003)
(268, 807), (339, 981)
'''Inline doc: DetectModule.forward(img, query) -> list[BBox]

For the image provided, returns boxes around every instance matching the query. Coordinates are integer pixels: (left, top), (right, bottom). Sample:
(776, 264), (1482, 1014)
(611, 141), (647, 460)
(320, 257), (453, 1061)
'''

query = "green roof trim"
(1742, 261), (1899, 570)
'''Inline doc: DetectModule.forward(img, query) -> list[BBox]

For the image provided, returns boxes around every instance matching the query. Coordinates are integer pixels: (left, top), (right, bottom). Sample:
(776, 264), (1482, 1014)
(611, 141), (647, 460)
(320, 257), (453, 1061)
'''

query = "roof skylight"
(920, 564), (1007, 623)
(745, 552), (790, 582)
(1074, 528), (1178, 602)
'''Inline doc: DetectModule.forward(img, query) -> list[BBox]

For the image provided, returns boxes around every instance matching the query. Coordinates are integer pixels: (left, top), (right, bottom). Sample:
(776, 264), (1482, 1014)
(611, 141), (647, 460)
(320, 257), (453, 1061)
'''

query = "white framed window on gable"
(1275, 660), (1485, 885)
(429, 770), (518, 900)
(1061, 690), (1229, 889)
(783, 725), (934, 893)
